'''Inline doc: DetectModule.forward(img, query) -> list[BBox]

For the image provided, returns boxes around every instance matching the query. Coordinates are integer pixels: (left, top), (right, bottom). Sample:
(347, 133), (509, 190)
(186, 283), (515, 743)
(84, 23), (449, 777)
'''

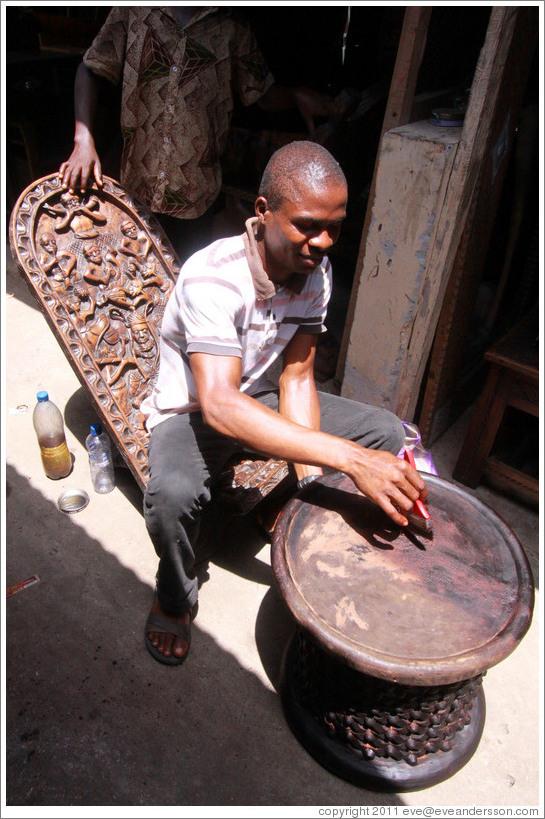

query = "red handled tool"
(403, 448), (433, 539)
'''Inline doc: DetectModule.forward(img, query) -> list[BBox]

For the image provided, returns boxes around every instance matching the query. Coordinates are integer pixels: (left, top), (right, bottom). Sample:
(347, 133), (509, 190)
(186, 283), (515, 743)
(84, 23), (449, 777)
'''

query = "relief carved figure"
(89, 309), (158, 424)
(141, 258), (170, 292)
(96, 276), (153, 313)
(82, 241), (121, 288)
(128, 310), (160, 387)
(45, 191), (108, 239)
(127, 311), (161, 434)
(123, 257), (142, 279)
(66, 282), (96, 328)
(38, 232), (77, 287)
(119, 219), (152, 263)
(85, 311), (133, 417)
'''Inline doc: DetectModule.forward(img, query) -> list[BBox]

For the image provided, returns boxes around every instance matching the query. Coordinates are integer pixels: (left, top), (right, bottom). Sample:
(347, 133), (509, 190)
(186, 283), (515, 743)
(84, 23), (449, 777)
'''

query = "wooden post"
(418, 10), (538, 443)
(341, 120), (461, 413)
(335, 6), (431, 384)
(339, 6), (531, 420)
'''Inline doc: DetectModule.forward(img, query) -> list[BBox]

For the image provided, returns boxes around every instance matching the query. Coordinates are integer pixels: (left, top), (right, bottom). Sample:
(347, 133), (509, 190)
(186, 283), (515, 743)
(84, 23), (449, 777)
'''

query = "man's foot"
(145, 593), (194, 666)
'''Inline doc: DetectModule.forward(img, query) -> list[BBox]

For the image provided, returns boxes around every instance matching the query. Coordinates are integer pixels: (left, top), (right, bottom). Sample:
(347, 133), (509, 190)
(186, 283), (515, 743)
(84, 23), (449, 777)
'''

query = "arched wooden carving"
(9, 174), (179, 490)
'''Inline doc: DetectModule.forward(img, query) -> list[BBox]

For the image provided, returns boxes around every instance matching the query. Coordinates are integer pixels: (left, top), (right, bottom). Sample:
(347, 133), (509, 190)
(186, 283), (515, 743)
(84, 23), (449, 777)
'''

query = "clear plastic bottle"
(32, 390), (72, 479)
(85, 422), (115, 493)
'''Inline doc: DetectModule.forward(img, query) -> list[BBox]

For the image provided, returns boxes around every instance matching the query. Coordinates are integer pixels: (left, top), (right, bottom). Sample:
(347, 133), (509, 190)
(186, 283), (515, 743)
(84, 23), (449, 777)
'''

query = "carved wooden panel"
(214, 456), (291, 516)
(9, 174), (179, 490)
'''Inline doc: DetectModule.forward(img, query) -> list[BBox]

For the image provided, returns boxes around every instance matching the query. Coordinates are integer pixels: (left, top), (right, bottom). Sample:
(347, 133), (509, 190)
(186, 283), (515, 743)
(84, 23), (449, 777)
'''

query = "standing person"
(58, 5), (336, 262)
(140, 140), (428, 666)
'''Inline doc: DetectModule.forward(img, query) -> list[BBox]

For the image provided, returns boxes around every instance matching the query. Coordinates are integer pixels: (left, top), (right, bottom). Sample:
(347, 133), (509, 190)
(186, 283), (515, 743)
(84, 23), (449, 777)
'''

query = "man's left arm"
(231, 16), (337, 134)
(279, 332), (323, 482)
(257, 85), (338, 134)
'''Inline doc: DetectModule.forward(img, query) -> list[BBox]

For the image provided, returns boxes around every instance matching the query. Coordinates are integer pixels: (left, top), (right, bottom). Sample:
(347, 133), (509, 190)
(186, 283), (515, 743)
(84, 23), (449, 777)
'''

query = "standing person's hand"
(257, 84), (339, 135)
(59, 62), (104, 194)
(292, 87), (340, 133)
(58, 132), (102, 194)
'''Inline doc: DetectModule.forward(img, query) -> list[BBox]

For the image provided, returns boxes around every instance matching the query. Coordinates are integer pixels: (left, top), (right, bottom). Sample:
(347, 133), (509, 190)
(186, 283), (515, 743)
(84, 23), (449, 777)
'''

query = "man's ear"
(255, 196), (269, 224)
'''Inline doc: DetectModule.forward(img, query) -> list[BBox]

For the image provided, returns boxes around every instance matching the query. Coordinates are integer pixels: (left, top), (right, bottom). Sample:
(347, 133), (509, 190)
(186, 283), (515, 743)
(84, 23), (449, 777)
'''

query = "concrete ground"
(2, 248), (542, 812)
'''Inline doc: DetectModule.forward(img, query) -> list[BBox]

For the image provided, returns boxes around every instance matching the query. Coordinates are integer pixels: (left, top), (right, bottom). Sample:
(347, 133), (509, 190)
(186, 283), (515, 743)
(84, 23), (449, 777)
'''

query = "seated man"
(140, 140), (427, 666)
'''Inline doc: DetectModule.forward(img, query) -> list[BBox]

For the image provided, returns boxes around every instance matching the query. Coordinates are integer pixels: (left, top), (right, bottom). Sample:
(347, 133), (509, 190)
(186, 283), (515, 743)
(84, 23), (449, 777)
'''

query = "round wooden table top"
(272, 472), (534, 686)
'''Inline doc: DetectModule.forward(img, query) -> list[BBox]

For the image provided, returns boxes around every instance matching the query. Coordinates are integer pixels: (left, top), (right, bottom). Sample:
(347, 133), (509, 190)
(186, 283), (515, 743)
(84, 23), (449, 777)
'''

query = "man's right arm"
(58, 63), (103, 194)
(190, 351), (427, 529)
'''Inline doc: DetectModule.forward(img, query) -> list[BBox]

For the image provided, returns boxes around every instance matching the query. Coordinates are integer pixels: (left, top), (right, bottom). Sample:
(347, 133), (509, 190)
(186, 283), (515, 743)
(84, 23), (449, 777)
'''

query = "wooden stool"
(453, 311), (539, 504)
(271, 471), (534, 791)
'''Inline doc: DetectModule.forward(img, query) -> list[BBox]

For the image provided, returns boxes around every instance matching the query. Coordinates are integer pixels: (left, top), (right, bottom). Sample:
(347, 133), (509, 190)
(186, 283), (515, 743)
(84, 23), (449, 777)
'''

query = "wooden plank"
(485, 310), (539, 380)
(418, 7), (538, 444)
(379, 6), (432, 132)
(335, 6), (431, 384)
(340, 6), (530, 419)
(341, 120), (461, 412)
(483, 458), (539, 505)
(401, 6), (536, 419)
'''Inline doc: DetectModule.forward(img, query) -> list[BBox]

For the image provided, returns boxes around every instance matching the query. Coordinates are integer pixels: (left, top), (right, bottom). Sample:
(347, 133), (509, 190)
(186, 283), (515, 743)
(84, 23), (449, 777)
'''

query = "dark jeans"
(143, 390), (405, 614)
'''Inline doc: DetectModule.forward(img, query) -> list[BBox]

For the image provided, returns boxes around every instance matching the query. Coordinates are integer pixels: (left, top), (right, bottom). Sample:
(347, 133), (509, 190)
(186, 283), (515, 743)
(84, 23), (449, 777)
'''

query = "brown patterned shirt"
(84, 6), (274, 219)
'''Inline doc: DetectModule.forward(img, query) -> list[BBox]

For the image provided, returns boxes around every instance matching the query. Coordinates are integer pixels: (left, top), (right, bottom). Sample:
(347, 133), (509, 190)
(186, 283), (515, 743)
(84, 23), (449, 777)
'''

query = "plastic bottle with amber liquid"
(32, 391), (72, 479)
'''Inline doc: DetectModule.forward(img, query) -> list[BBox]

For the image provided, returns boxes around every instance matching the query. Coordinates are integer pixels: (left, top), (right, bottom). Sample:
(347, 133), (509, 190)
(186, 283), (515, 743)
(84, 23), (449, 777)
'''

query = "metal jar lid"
(429, 107), (465, 127)
(57, 488), (90, 514)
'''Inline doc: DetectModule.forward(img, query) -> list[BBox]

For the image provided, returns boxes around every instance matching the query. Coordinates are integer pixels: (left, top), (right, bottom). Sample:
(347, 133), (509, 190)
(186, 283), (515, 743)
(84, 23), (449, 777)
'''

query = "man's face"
(257, 178), (347, 283)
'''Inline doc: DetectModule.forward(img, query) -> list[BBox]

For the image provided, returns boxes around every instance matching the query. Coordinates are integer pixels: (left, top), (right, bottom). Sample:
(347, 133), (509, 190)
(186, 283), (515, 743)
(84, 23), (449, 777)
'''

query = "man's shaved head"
(258, 140), (347, 211)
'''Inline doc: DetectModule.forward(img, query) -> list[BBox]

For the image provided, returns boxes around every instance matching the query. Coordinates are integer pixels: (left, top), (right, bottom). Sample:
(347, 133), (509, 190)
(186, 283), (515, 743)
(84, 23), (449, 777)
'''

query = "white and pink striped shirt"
(141, 218), (331, 431)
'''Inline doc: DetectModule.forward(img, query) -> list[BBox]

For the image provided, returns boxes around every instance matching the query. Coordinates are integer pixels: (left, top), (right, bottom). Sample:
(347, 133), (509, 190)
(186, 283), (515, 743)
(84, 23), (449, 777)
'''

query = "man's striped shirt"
(141, 218), (331, 431)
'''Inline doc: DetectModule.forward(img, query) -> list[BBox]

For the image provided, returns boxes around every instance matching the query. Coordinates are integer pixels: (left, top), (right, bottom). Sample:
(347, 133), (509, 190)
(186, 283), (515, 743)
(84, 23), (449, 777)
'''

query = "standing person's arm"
(59, 63), (104, 193)
(58, 7), (127, 194)
(257, 85), (338, 134)
(231, 16), (336, 134)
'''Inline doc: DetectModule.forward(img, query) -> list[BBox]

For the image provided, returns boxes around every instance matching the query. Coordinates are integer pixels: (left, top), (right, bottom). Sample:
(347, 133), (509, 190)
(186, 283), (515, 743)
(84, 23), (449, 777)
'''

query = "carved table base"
(281, 630), (486, 792)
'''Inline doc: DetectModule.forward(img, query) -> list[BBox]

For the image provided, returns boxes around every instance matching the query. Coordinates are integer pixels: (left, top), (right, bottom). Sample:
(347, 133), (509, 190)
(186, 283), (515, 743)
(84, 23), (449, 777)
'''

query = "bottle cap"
(57, 488), (90, 514)
(90, 423), (103, 436)
(37, 390), (49, 402)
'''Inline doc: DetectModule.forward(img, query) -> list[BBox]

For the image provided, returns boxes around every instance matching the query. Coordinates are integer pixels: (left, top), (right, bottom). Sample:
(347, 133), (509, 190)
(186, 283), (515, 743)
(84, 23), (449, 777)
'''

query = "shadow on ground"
(6, 463), (408, 807)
